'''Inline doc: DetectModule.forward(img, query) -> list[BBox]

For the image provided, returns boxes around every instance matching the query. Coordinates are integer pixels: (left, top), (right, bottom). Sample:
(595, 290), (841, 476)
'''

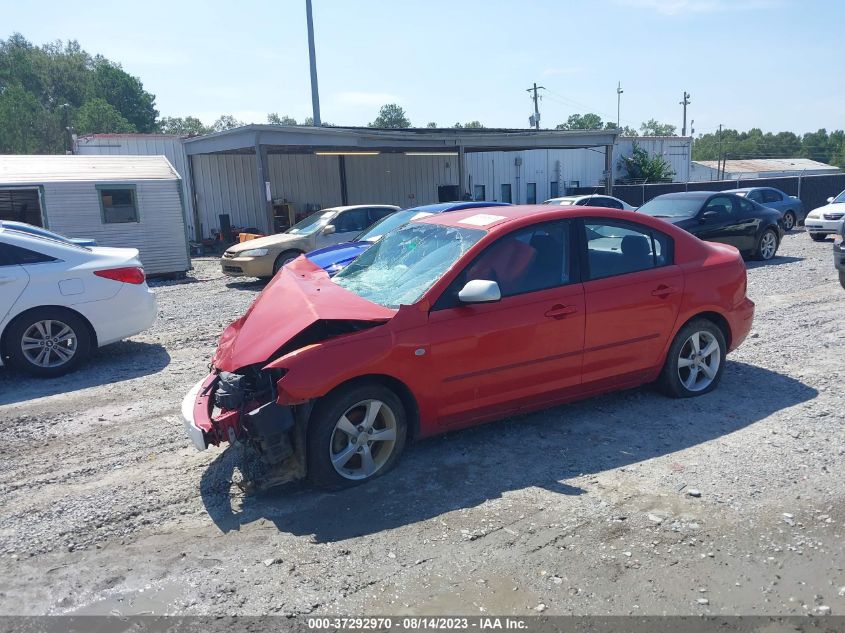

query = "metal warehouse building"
(0, 155), (190, 276)
(76, 127), (691, 241)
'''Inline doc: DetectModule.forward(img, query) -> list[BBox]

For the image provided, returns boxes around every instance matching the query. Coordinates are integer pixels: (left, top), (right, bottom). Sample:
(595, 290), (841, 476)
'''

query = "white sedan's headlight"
(238, 248), (269, 257)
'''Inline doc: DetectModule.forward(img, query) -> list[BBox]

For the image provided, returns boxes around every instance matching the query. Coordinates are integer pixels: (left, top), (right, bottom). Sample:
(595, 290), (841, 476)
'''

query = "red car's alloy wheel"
(329, 399), (398, 481)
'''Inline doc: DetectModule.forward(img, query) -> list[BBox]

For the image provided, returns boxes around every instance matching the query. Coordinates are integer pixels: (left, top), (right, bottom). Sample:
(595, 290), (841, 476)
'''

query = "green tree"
(556, 113), (604, 130)
(210, 114), (244, 132)
(0, 84), (46, 153)
(369, 103), (410, 128)
(457, 120), (484, 129)
(0, 33), (159, 152)
(73, 98), (135, 134)
(425, 121), (438, 128)
(267, 112), (298, 125)
(157, 116), (210, 136)
(640, 119), (677, 136)
(88, 59), (157, 132)
(618, 142), (675, 183)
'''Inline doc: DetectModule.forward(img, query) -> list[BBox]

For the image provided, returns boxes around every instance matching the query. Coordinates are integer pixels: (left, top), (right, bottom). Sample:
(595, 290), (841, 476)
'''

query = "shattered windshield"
(355, 210), (432, 242)
(333, 222), (485, 308)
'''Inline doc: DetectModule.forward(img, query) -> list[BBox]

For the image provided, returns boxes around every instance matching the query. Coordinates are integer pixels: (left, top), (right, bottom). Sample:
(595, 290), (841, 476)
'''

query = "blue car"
(0, 221), (98, 247)
(307, 201), (511, 275)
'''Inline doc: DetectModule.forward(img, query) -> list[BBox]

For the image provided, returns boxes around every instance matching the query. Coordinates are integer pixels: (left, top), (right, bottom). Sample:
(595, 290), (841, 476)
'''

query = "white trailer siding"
(0, 155), (189, 276)
(74, 134), (197, 238)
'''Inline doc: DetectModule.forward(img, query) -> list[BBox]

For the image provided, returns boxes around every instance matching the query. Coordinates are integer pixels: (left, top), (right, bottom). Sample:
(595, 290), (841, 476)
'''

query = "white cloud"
(616, 0), (783, 15)
(333, 91), (402, 107)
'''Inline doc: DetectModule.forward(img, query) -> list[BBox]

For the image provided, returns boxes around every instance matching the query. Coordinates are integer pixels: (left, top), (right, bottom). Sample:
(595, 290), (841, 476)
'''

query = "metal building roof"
(693, 158), (840, 173)
(0, 155), (180, 185)
(182, 124), (620, 155)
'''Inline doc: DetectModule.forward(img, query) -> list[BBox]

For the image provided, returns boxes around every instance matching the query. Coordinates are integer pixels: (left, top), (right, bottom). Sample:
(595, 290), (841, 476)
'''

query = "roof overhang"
(182, 125), (619, 156)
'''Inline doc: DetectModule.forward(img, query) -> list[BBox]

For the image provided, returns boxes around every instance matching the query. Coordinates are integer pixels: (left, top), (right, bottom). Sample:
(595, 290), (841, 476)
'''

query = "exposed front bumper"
(220, 254), (274, 278)
(805, 217), (842, 234)
(181, 375), (216, 450)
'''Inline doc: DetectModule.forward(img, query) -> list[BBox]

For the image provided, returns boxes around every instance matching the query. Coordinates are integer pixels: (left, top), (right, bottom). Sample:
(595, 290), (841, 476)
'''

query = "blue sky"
(4, 0), (842, 135)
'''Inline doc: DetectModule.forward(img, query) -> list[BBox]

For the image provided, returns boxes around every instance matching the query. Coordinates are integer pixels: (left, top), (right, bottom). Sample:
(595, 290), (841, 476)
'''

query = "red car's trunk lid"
(212, 257), (395, 371)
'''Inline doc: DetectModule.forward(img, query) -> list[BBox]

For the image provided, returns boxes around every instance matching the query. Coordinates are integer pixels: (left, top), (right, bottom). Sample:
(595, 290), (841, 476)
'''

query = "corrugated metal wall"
(345, 154), (456, 207)
(42, 179), (190, 275)
(74, 135), (197, 237)
(189, 142), (691, 238)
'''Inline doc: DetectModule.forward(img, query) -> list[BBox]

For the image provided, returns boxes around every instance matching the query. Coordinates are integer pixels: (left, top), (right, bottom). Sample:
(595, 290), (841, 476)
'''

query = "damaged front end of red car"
(181, 258), (395, 489)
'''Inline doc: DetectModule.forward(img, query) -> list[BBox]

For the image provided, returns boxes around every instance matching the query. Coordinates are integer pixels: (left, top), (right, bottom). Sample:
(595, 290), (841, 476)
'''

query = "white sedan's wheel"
(329, 399), (398, 480)
(676, 331), (721, 393)
(6, 308), (92, 377)
(21, 319), (78, 368)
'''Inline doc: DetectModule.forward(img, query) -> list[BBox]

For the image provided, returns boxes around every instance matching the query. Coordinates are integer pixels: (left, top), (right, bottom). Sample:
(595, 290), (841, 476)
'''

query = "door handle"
(651, 285), (678, 298)
(545, 304), (577, 319)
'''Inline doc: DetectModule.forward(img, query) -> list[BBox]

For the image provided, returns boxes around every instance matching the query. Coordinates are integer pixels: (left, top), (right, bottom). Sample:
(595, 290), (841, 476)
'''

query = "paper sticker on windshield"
(458, 214), (507, 227)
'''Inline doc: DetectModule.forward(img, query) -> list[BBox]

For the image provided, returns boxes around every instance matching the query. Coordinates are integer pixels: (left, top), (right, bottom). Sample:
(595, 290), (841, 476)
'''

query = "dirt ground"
(0, 229), (843, 617)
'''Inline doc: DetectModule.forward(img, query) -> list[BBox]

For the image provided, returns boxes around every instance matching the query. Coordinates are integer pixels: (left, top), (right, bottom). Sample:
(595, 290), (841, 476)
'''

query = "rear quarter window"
(0, 242), (57, 266)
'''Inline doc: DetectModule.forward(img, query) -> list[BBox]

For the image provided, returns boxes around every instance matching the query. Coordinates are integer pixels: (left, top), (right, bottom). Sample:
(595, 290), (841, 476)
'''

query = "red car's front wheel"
(307, 382), (408, 489)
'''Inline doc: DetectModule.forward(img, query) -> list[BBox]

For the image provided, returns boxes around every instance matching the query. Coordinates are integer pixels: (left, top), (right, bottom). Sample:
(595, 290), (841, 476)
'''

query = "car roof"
(415, 204), (663, 234)
(650, 191), (719, 200)
(322, 204), (401, 213)
(403, 201), (511, 214)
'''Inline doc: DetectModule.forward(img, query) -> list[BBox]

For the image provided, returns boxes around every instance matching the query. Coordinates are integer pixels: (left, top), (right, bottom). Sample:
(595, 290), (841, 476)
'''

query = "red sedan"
(183, 205), (754, 489)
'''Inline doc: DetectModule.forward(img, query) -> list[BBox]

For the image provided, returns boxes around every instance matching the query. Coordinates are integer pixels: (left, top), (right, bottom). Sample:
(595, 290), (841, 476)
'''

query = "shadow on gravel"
(0, 340), (170, 405)
(225, 279), (267, 292)
(200, 360), (817, 542)
(746, 256), (803, 269)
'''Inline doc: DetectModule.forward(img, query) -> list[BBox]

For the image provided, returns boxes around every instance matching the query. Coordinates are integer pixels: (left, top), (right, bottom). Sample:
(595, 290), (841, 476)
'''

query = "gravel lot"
(0, 229), (843, 617)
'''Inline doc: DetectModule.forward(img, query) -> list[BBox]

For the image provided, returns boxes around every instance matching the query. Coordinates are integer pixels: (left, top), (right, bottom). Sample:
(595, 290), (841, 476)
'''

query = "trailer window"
(98, 186), (139, 223)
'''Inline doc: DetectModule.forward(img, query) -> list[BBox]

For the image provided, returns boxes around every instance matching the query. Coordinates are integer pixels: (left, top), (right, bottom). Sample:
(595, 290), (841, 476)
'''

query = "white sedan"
(0, 227), (157, 376)
(543, 194), (637, 211)
(805, 190), (845, 241)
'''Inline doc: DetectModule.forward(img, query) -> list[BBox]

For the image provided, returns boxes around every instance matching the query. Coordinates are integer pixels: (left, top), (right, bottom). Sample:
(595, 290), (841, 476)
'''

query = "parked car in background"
(543, 194), (636, 211)
(0, 227), (156, 377)
(0, 220), (97, 247)
(220, 205), (400, 279)
(728, 187), (805, 231)
(804, 191), (845, 241)
(183, 205), (754, 489)
(637, 191), (784, 260)
(307, 201), (511, 276)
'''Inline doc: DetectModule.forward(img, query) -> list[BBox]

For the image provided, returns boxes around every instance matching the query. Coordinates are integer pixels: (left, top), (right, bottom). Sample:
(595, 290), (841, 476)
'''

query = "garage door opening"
(0, 188), (43, 226)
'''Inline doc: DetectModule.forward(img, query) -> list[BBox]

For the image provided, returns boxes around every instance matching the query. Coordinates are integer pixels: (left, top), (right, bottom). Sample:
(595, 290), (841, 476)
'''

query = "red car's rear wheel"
(659, 319), (726, 398)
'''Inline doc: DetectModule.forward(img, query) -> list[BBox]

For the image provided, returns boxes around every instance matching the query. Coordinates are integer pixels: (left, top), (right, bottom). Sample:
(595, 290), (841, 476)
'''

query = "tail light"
(94, 266), (146, 284)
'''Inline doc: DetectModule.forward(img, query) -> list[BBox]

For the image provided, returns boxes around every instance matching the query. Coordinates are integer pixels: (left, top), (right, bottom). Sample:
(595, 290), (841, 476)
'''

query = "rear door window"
(0, 242), (57, 266)
(584, 220), (672, 280)
(763, 189), (783, 203)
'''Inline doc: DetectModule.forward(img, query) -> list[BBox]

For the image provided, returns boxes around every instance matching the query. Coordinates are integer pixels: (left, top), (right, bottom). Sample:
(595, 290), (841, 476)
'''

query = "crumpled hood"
(212, 257), (395, 371)
(307, 241), (373, 273)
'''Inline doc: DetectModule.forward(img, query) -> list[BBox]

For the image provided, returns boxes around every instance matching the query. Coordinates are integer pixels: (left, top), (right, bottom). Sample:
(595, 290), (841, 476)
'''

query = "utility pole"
(305, 0), (321, 126)
(616, 81), (623, 129)
(717, 123), (724, 179)
(526, 83), (545, 130)
(679, 91), (691, 136)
